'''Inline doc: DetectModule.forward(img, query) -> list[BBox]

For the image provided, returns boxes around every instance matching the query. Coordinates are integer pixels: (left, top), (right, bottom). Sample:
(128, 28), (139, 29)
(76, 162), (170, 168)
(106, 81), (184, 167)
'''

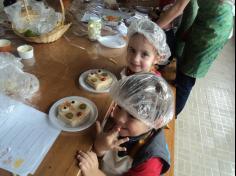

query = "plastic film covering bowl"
(0, 53), (39, 99)
(127, 18), (171, 65)
(109, 73), (174, 129)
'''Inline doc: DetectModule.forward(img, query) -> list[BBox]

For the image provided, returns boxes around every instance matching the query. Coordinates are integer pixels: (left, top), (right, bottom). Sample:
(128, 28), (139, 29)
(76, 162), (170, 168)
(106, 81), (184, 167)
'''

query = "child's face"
(112, 105), (151, 137)
(126, 34), (159, 73)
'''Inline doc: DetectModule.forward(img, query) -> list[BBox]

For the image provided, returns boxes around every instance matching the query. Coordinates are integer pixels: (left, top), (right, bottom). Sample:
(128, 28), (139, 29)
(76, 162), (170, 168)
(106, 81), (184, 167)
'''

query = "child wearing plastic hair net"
(77, 73), (174, 176)
(121, 18), (171, 78)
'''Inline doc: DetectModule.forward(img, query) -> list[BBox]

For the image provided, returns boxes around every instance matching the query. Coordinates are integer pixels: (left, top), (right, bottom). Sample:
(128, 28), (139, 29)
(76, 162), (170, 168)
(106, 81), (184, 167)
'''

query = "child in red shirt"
(77, 73), (174, 176)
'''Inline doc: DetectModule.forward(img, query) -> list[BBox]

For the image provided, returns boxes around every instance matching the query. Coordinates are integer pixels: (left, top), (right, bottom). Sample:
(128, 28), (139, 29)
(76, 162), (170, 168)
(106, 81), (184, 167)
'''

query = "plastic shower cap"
(109, 73), (174, 129)
(127, 18), (171, 65)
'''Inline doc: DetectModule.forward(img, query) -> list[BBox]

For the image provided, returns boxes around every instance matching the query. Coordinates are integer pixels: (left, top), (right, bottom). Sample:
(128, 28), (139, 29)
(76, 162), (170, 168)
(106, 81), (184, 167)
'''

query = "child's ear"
(153, 54), (161, 65)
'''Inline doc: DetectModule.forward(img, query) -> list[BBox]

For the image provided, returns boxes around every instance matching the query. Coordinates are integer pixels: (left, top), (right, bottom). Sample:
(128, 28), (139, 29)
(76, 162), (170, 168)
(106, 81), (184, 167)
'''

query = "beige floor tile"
(175, 35), (235, 175)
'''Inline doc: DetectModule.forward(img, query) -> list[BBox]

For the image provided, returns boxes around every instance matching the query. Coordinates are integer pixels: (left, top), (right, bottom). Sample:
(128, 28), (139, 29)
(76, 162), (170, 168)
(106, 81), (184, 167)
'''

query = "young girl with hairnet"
(121, 18), (171, 78)
(77, 73), (174, 176)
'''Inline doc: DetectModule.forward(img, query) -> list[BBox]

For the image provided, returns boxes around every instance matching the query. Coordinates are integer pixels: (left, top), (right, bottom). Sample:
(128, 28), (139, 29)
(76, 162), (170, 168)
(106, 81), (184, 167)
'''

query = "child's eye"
(128, 47), (135, 54)
(141, 52), (150, 58)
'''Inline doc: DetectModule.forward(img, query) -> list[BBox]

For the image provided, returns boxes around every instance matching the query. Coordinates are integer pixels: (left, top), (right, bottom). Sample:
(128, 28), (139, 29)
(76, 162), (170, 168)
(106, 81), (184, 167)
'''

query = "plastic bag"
(4, 0), (62, 35)
(0, 93), (19, 116)
(0, 52), (39, 99)
(3, 2), (24, 31)
(0, 52), (23, 69)
(70, 0), (104, 22)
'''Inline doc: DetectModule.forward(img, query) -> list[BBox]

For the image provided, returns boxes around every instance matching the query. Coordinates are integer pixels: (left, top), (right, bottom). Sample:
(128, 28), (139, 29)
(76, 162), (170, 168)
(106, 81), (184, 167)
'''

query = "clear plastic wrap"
(0, 53), (39, 99)
(0, 52), (23, 69)
(0, 93), (17, 115)
(70, 0), (104, 22)
(4, 0), (62, 35)
(127, 18), (171, 65)
(86, 1), (104, 16)
(109, 73), (174, 129)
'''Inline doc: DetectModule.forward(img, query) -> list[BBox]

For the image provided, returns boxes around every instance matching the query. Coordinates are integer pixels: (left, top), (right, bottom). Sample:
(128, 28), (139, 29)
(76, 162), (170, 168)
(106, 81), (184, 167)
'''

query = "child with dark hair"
(77, 73), (174, 176)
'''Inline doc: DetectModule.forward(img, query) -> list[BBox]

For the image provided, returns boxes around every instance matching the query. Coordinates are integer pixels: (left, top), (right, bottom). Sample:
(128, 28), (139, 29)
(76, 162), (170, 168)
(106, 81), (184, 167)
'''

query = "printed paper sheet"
(0, 94), (61, 176)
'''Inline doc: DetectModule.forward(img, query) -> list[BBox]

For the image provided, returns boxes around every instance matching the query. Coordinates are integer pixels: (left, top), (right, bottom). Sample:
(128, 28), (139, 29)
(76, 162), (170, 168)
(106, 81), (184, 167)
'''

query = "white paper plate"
(79, 69), (117, 93)
(98, 35), (126, 49)
(48, 96), (98, 132)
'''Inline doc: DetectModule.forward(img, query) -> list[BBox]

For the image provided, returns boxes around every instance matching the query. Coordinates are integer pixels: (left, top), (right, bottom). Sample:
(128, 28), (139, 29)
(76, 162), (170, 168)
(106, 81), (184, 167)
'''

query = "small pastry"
(58, 100), (90, 127)
(86, 70), (113, 90)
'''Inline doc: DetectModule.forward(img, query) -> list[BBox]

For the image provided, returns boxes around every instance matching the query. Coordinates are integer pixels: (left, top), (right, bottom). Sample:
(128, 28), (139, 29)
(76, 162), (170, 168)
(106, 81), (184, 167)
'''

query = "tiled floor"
(174, 36), (235, 176)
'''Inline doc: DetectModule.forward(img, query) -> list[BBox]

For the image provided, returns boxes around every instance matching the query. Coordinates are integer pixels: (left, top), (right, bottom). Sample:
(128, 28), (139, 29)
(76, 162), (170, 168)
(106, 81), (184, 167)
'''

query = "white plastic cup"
(17, 44), (34, 59)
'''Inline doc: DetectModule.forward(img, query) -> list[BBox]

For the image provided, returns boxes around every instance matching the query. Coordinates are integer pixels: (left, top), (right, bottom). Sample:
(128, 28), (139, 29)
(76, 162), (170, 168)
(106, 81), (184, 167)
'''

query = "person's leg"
(175, 70), (196, 116)
(175, 1), (233, 116)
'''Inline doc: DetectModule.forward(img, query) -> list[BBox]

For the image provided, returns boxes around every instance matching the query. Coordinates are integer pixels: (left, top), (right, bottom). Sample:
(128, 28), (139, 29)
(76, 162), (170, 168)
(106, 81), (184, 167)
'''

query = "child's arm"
(93, 121), (129, 156)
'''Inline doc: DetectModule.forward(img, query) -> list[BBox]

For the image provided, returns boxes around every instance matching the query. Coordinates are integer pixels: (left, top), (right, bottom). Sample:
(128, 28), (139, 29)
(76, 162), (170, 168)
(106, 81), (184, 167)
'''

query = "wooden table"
(0, 1), (176, 175)
(161, 60), (176, 176)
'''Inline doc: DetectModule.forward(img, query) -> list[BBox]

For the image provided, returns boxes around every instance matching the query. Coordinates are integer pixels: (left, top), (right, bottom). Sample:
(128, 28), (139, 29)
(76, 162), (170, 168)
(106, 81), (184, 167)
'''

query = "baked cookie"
(58, 100), (90, 127)
(86, 69), (113, 90)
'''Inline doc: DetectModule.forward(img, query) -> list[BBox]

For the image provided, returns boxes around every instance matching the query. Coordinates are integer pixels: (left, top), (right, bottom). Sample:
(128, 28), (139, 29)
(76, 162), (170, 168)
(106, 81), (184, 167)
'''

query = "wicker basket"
(12, 0), (71, 43)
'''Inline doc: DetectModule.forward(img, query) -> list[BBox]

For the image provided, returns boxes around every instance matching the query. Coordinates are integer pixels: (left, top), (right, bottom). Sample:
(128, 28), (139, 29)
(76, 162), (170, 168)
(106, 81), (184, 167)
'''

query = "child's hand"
(77, 151), (105, 176)
(93, 121), (129, 156)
